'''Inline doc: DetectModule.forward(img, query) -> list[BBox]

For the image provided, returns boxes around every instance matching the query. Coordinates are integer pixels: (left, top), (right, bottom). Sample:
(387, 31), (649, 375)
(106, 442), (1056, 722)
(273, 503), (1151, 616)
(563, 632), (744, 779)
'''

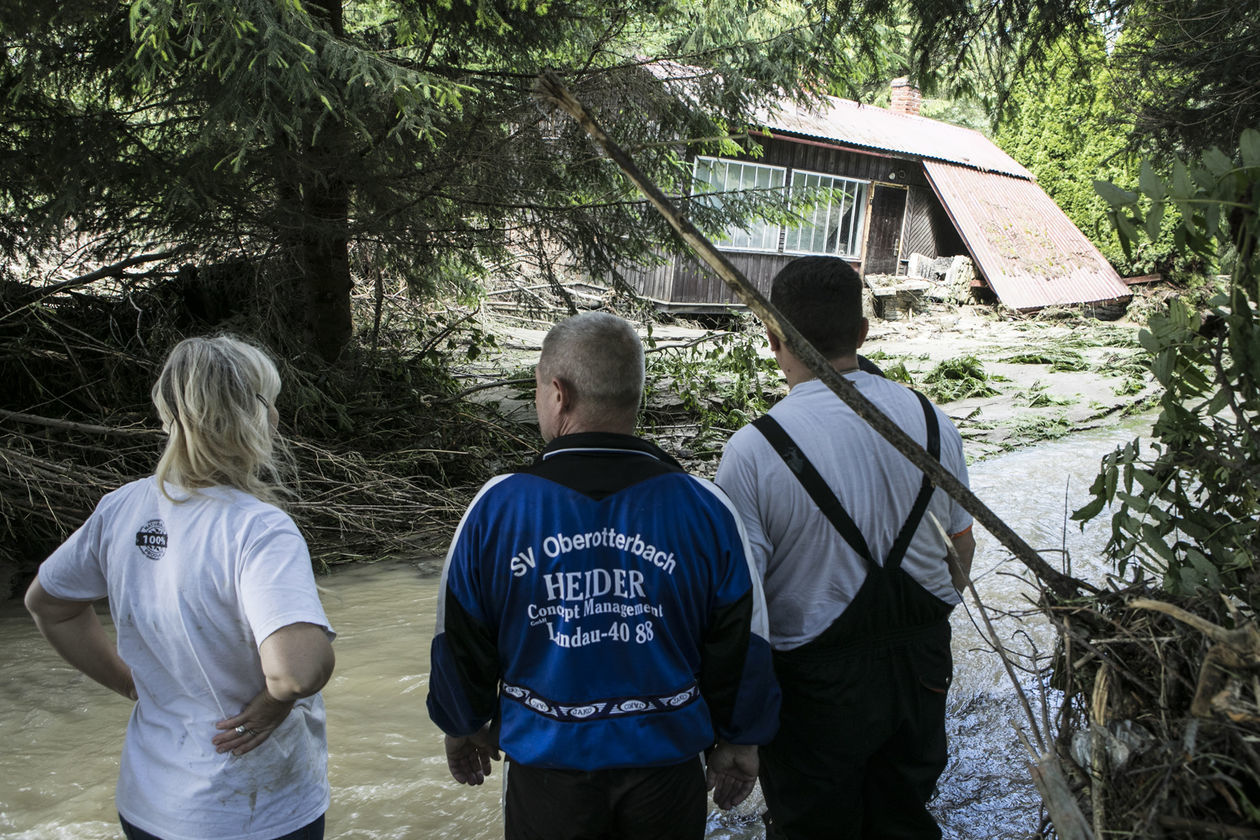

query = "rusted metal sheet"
(923, 160), (1131, 310)
(759, 98), (1032, 180)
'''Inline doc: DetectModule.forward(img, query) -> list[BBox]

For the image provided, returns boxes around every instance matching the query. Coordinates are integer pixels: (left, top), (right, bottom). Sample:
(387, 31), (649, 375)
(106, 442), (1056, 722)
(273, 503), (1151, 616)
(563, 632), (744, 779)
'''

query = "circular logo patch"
(135, 519), (168, 561)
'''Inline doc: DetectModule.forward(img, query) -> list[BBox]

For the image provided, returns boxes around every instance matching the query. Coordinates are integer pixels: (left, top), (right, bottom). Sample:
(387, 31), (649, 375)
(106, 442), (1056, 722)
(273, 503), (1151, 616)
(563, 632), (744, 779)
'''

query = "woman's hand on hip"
(212, 688), (295, 756)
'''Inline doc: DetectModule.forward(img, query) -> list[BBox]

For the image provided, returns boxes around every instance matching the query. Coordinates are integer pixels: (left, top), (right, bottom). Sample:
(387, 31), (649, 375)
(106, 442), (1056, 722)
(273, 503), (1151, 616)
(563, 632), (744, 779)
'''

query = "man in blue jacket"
(428, 311), (781, 840)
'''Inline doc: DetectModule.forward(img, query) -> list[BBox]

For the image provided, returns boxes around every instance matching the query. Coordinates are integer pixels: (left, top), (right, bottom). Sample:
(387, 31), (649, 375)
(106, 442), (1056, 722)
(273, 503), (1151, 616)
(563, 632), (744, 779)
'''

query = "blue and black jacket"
(428, 432), (780, 771)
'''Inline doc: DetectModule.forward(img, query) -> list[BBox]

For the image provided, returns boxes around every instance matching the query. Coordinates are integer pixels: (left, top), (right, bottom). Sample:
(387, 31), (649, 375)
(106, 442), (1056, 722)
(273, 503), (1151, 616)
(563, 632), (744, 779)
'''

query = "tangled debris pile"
(1029, 583), (1260, 840)
(0, 269), (530, 597)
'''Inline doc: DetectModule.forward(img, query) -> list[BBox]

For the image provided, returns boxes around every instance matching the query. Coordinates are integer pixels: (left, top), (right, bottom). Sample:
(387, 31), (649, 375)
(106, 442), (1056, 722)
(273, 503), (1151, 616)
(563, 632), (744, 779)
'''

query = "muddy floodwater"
(0, 420), (1148, 839)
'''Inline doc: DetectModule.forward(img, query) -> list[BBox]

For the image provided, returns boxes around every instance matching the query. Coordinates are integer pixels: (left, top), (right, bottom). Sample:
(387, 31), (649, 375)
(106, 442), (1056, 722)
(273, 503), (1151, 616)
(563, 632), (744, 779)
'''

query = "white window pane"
(691, 156), (787, 252)
(783, 171), (866, 258)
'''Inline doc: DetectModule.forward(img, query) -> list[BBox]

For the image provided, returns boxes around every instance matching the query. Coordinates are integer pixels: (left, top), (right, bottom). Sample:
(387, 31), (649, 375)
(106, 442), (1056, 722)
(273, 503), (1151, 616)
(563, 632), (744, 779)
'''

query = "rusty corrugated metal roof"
(757, 97), (1032, 179)
(923, 160), (1131, 310)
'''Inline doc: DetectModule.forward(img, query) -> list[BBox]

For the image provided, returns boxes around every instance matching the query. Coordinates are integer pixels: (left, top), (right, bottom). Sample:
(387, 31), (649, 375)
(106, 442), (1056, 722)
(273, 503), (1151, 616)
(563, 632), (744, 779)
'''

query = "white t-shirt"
(715, 374), (972, 651)
(39, 477), (335, 840)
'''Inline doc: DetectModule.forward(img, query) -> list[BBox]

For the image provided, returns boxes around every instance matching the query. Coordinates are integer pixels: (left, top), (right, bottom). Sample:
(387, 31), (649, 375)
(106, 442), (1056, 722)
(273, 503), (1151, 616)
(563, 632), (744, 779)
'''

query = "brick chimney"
(890, 77), (922, 116)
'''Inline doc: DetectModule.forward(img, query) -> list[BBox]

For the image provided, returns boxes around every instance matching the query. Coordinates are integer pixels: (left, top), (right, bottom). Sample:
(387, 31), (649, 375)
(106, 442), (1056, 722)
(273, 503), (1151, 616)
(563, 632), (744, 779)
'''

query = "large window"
(784, 171), (866, 259)
(693, 157), (786, 252)
(693, 157), (867, 258)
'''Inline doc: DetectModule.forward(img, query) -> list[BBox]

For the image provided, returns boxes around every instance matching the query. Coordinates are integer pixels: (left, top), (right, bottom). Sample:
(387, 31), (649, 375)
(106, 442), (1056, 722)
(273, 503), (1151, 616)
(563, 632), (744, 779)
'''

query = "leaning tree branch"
(533, 71), (1090, 600)
(21, 249), (186, 303)
(0, 408), (164, 439)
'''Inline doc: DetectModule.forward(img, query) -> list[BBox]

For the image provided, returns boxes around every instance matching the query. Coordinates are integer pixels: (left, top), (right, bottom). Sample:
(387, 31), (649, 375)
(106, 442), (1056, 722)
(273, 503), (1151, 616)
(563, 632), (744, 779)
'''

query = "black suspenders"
(752, 390), (940, 573)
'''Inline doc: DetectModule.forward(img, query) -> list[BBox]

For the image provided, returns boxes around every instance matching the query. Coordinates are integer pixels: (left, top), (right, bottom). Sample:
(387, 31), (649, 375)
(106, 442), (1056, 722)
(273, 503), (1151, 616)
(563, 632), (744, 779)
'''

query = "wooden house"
(624, 78), (1132, 315)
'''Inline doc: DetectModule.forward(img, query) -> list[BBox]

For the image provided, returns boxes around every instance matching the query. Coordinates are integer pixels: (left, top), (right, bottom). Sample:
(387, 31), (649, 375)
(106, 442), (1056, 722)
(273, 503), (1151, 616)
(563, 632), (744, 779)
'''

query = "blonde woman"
(25, 335), (336, 840)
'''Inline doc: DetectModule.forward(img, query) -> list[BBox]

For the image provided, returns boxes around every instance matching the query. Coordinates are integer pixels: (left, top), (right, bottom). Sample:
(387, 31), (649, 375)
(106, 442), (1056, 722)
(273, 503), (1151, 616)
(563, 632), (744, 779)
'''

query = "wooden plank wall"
(628, 134), (939, 308)
(619, 260), (674, 302)
(903, 185), (966, 259)
(763, 135), (930, 189)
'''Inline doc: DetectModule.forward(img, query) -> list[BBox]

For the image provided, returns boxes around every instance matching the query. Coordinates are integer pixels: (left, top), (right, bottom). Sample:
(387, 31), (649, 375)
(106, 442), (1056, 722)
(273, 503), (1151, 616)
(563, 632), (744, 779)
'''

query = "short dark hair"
(769, 257), (865, 358)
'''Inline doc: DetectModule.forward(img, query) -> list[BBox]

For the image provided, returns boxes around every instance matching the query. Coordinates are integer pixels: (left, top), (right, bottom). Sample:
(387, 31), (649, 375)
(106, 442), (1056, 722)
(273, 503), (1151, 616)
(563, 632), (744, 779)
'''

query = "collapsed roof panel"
(923, 160), (1131, 310)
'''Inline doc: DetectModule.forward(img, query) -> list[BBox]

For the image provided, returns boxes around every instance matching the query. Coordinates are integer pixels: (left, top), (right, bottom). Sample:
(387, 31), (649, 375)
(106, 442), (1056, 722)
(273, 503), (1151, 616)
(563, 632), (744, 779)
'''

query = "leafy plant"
(642, 322), (779, 457)
(994, 32), (1184, 277)
(1008, 413), (1072, 443)
(921, 356), (1000, 402)
(1002, 348), (1089, 371)
(882, 360), (914, 385)
(1022, 381), (1076, 407)
(1075, 131), (1260, 600)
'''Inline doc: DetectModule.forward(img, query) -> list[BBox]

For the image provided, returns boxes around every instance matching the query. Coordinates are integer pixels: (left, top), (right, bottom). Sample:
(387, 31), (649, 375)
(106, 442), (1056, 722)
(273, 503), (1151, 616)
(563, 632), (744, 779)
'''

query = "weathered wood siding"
(762, 135), (909, 183)
(903, 185), (965, 260)
(626, 134), (936, 308)
(664, 253), (865, 308)
(619, 260), (674, 303)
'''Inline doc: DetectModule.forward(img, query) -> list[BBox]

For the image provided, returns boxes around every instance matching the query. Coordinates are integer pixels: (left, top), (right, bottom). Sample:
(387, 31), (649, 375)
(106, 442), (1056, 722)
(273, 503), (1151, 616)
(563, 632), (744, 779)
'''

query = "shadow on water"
(0, 418), (1152, 839)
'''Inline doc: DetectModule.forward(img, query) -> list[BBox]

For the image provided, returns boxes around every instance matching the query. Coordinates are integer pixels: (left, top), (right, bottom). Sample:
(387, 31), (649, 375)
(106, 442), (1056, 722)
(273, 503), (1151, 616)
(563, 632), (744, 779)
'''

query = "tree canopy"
(0, 0), (887, 360)
(2, 0), (1255, 361)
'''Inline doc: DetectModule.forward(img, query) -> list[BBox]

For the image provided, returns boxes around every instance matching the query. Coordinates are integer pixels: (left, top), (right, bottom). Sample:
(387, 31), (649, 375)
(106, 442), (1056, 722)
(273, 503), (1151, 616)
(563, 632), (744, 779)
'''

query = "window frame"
(691, 156), (870, 259)
(692, 156), (787, 253)
(782, 169), (868, 259)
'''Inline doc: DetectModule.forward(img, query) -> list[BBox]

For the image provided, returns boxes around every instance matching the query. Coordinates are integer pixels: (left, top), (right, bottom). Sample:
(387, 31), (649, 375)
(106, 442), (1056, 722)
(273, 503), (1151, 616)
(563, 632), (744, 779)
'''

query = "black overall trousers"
(754, 391), (953, 840)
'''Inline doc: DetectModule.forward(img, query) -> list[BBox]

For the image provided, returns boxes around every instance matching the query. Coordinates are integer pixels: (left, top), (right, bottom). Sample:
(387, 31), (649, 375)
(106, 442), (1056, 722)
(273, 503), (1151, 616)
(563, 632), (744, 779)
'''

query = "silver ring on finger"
(234, 725), (248, 735)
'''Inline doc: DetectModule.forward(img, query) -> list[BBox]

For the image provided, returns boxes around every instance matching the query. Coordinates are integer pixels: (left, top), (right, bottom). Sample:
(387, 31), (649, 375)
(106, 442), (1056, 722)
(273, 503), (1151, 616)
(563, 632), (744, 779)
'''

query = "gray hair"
(538, 312), (644, 416)
(152, 334), (291, 505)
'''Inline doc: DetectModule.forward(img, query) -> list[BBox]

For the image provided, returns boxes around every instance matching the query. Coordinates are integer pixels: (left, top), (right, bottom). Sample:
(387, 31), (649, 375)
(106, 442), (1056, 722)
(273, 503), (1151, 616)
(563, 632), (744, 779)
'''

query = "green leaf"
(1094, 180), (1139, 207)
(1186, 548), (1221, 589)
(1199, 385), (1229, 415)
(1139, 160), (1166, 201)
(1115, 214), (1139, 257)
(1203, 148), (1234, 178)
(1174, 567), (1199, 595)
(1151, 351), (1173, 385)
(1242, 129), (1260, 169)
(1178, 518), (1214, 542)
(1170, 160), (1195, 199)
(1116, 491), (1151, 514)
(1145, 200), (1166, 241)
(1131, 468), (1162, 493)
(1142, 524), (1174, 562)
(1072, 495), (1106, 522)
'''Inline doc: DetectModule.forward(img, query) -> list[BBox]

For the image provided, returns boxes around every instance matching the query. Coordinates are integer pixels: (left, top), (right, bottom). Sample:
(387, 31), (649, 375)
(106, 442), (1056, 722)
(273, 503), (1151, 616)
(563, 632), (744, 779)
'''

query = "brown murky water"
(0, 421), (1146, 839)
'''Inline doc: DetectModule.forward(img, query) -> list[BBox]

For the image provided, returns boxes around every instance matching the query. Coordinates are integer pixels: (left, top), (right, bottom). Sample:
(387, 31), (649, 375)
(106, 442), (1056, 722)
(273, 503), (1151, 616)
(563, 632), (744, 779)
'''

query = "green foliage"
(642, 323), (779, 457)
(1001, 348), (1088, 371)
(1108, 0), (1260, 156)
(1021, 381), (1076, 407)
(1009, 413), (1072, 441)
(921, 355), (999, 402)
(1075, 131), (1260, 600)
(3, 0), (917, 361)
(881, 360), (914, 385)
(994, 33), (1185, 277)
(1092, 349), (1151, 397)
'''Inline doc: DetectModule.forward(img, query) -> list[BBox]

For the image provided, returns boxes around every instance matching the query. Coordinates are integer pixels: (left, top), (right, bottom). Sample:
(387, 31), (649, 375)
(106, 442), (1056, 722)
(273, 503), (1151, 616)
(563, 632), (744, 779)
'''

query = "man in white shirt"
(715, 257), (975, 840)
